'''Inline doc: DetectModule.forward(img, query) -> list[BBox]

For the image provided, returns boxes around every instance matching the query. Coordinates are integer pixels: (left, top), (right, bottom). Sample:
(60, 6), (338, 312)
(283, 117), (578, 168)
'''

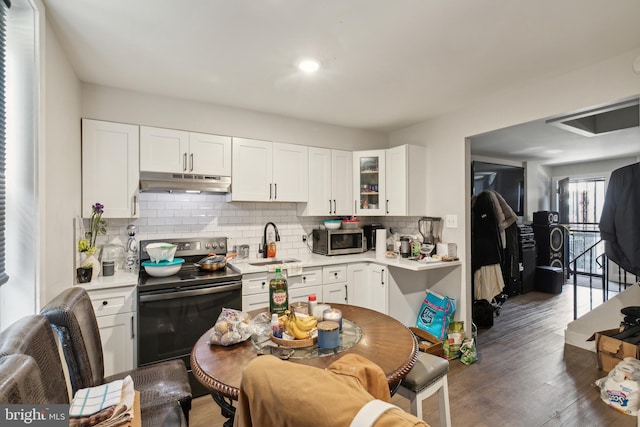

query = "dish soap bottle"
(267, 230), (277, 258)
(269, 267), (288, 315)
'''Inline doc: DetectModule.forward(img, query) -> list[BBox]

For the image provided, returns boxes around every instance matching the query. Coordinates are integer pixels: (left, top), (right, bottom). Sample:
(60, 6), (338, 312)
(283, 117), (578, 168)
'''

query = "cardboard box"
(593, 329), (640, 373)
(409, 327), (443, 357)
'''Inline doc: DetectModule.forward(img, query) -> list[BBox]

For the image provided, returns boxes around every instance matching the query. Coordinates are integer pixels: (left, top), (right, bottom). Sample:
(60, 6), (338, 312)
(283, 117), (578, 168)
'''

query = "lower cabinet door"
(97, 312), (136, 377)
(242, 293), (269, 312)
(323, 282), (347, 304)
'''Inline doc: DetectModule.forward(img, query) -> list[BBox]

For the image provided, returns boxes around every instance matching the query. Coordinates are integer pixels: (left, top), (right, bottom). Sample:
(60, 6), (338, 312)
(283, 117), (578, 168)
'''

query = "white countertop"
(228, 251), (461, 275)
(76, 270), (139, 290)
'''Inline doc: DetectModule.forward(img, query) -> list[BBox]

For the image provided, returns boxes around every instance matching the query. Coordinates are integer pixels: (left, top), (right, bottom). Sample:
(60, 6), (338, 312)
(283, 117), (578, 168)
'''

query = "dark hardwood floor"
(191, 285), (635, 426)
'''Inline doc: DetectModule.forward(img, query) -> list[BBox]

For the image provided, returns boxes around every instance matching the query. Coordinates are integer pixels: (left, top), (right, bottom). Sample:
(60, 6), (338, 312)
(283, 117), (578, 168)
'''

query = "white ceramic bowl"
(142, 258), (184, 277)
(324, 220), (342, 230)
(145, 243), (177, 263)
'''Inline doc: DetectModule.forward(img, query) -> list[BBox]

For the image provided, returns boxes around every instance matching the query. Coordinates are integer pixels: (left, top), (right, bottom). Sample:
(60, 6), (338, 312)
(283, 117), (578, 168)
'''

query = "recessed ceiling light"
(298, 59), (320, 73)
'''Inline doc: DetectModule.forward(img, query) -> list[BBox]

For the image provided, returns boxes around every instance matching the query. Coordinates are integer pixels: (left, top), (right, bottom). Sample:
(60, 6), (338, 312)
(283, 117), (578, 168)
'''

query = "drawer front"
(87, 286), (136, 317)
(242, 293), (269, 312)
(288, 285), (323, 304)
(323, 265), (347, 284)
(287, 267), (322, 290)
(242, 274), (269, 296)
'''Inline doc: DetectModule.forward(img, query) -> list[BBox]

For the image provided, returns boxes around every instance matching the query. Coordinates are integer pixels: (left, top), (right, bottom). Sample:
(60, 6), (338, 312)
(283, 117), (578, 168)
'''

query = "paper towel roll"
(376, 229), (387, 258)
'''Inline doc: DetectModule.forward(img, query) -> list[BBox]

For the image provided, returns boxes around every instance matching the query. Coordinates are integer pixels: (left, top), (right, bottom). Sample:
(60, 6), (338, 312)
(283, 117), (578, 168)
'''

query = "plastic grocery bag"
(595, 357), (640, 416)
(208, 308), (252, 346)
(443, 321), (464, 360)
(416, 291), (456, 340)
(460, 337), (477, 365)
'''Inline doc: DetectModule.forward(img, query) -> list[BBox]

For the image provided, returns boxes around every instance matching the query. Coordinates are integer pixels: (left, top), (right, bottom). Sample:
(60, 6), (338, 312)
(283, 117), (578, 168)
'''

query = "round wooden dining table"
(190, 303), (418, 402)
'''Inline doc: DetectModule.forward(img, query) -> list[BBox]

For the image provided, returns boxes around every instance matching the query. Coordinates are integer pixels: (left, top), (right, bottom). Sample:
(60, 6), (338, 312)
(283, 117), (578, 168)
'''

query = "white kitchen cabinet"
(347, 262), (370, 308)
(353, 150), (386, 216)
(243, 293), (269, 312)
(289, 285), (323, 304)
(231, 137), (308, 202)
(301, 148), (352, 216)
(82, 119), (139, 218)
(348, 262), (387, 314)
(385, 145), (427, 216)
(370, 264), (389, 314)
(322, 265), (348, 304)
(140, 126), (231, 176)
(82, 285), (137, 376)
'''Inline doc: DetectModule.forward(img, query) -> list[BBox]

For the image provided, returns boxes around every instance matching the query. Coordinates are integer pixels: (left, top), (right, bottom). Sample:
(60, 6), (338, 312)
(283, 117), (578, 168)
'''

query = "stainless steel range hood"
(139, 171), (231, 193)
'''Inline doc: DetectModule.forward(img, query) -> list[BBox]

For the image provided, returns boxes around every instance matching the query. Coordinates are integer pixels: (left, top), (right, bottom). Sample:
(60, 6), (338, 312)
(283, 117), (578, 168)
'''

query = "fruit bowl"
(145, 243), (177, 263)
(324, 219), (342, 230)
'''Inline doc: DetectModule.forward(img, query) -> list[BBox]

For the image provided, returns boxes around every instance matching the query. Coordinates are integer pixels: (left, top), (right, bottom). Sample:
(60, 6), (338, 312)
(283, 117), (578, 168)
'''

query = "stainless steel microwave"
(312, 229), (365, 256)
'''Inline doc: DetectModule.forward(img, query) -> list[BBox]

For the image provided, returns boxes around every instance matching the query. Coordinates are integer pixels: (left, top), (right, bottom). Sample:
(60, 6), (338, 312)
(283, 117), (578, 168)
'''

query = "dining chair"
(397, 351), (452, 427)
(40, 286), (192, 422)
(0, 315), (69, 403)
(0, 353), (48, 404)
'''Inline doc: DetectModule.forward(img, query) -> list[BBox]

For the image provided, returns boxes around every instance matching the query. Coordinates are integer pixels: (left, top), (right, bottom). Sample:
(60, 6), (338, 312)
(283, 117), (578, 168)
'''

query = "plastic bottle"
(269, 267), (288, 314)
(271, 313), (283, 338)
(308, 294), (318, 318)
(267, 230), (277, 258)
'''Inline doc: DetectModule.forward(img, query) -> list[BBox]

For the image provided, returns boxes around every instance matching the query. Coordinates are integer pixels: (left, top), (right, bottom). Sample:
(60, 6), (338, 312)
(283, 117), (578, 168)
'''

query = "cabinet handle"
(344, 283), (348, 303)
(302, 276), (306, 282)
(329, 200), (332, 214)
(386, 200), (389, 214)
(132, 195), (137, 216)
(354, 200), (357, 214)
(270, 183), (273, 200)
(334, 272), (338, 278)
(102, 301), (108, 306)
(274, 183), (277, 200)
(381, 269), (385, 286)
(130, 315), (135, 339)
(262, 282), (266, 288)
(190, 153), (194, 172)
(183, 153), (187, 171)
(332, 199), (336, 214)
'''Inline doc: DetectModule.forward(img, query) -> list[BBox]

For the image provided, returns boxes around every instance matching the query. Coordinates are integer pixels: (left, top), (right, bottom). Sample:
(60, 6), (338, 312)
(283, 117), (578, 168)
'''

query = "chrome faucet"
(261, 222), (280, 258)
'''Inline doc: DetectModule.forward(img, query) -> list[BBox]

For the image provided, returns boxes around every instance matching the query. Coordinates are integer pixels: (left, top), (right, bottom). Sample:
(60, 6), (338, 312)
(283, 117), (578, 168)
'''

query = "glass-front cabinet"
(353, 150), (386, 216)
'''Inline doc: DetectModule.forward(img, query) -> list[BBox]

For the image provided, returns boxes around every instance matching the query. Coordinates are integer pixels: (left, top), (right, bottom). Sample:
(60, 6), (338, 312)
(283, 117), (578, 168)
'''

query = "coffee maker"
(418, 217), (442, 254)
(363, 224), (385, 251)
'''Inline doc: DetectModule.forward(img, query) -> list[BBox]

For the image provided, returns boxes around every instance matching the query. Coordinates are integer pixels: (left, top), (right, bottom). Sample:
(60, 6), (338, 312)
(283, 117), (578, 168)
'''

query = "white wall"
(390, 47), (640, 332)
(42, 14), (82, 305)
(81, 84), (388, 151)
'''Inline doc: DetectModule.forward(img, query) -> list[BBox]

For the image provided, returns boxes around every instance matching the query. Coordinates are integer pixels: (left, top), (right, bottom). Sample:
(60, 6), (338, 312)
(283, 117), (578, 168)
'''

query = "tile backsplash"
(77, 192), (425, 262)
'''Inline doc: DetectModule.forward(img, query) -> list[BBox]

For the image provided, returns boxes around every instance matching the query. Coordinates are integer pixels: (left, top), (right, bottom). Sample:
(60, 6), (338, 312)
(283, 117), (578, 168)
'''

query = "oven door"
(137, 282), (242, 367)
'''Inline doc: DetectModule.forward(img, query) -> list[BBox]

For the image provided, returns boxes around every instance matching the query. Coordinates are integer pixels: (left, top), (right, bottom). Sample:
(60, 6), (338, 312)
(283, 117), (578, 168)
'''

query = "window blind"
(0, 0), (10, 286)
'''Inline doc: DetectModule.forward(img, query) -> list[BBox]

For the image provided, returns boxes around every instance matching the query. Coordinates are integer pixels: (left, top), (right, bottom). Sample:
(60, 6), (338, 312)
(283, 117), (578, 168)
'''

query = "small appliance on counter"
(312, 229), (365, 256)
(363, 224), (386, 251)
(418, 217), (442, 255)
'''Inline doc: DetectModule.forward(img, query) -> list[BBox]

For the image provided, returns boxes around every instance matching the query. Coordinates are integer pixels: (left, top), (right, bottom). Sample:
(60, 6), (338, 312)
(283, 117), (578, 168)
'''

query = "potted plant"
(77, 202), (107, 281)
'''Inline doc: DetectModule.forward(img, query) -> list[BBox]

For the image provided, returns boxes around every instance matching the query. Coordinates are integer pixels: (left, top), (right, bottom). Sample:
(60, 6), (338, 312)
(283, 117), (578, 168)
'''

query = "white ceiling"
(43, 0), (640, 163)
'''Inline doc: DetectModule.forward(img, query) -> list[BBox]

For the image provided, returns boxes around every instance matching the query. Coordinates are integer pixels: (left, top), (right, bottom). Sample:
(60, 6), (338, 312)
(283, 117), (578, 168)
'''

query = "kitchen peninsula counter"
(229, 252), (461, 274)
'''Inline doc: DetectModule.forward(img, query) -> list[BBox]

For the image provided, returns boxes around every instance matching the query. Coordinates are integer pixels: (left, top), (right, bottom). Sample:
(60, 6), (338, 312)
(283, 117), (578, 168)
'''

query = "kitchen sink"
(247, 258), (300, 266)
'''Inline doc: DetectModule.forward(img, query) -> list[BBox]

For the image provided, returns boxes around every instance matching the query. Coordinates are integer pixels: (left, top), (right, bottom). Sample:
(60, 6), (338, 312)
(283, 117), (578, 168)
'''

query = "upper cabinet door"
(353, 150), (386, 216)
(82, 119), (140, 218)
(139, 126), (188, 173)
(331, 149), (353, 216)
(231, 137), (273, 201)
(272, 142), (308, 202)
(385, 145), (408, 215)
(189, 132), (231, 176)
(305, 147), (333, 215)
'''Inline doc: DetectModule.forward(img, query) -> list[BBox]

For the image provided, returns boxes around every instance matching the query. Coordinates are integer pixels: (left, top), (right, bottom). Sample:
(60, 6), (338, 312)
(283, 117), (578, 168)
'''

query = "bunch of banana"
(282, 310), (317, 339)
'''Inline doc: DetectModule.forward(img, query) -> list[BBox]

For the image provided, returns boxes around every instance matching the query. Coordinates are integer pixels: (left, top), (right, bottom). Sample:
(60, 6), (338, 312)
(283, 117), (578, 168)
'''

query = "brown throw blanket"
(234, 353), (429, 427)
